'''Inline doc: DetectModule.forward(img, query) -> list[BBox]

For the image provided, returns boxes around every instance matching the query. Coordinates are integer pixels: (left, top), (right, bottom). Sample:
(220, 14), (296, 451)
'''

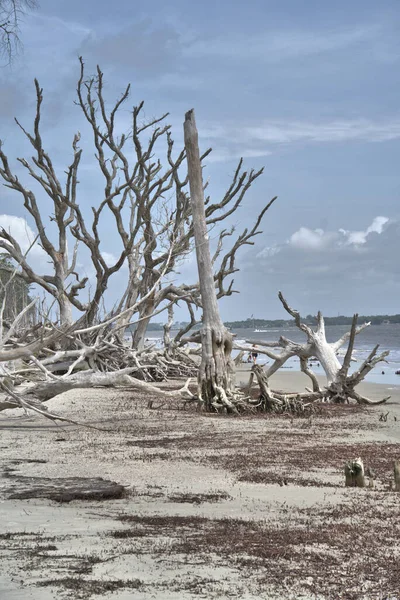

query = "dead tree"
(0, 65), (281, 414)
(250, 292), (390, 405)
(0, 0), (37, 63)
(183, 109), (276, 411)
(184, 109), (237, 411)
(0, 61), (275, 343)
(0, 82), (89, 325)
(74, 59), (271, 344)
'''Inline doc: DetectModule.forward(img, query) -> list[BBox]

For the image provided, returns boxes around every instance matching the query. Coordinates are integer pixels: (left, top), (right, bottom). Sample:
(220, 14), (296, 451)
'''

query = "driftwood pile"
(234, 293), (390, 411)
(0, 290), (391, 423)
(0, 318), (198, 423)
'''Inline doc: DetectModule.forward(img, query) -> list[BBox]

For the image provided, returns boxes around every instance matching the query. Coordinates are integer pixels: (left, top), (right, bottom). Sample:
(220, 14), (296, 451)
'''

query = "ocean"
(143, 323), (400, 386)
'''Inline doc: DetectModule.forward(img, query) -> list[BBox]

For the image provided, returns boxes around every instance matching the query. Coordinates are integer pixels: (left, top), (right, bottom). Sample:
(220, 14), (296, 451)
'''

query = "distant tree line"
(130, 313), (400, 334)
(222, 314), (400, 329)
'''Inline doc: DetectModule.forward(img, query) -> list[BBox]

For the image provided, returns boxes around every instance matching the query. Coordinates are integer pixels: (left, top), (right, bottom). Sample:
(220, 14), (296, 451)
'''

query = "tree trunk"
(131, 295), (155, 351)
(311, 319), (342, 385)
(58, 292), (74, 326)
(184, 109), (235, 411)
(260, 295), (391, 405)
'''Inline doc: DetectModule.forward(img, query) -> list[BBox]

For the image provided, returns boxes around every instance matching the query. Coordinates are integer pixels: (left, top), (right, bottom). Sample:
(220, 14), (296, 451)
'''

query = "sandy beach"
(1, 372), (400, 599)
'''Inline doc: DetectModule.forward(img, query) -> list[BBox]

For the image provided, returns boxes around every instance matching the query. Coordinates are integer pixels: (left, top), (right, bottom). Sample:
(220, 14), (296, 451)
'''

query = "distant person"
(251, 344), (259, 364)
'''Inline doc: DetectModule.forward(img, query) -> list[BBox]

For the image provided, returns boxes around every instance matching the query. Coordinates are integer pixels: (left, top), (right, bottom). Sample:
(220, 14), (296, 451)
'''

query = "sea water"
(141, 324), (400, 386)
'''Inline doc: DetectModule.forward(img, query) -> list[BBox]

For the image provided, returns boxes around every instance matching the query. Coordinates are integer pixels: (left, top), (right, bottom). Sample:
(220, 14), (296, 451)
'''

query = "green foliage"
(0, 253), (33, 324)
(224, 318), (292, 329)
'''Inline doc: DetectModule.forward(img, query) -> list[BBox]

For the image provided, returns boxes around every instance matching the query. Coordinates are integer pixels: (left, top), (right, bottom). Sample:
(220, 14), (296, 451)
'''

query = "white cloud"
(0, 214), (46, 261)
(240, 218), (400, 316)
(258, 216), (390, 257)
(245, 119), (400, 144)
(101, 251), (129, 270)
(198, 119), (400, 163)
(289, 227), (338, 250)
(185, 26), (375, 62)
(101, 251), (118, 267)
(340, 216), (390, 245)
(206, 147), (272, 163)
(256, 246), (280, 259)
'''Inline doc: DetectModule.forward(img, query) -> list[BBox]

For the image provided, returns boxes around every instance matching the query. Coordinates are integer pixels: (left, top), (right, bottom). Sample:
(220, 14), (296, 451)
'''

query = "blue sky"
(0, 0), (399, 320)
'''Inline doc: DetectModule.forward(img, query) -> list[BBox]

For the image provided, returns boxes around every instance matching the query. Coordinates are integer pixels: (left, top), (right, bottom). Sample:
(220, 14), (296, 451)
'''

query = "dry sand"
(0, 372), (400, 599)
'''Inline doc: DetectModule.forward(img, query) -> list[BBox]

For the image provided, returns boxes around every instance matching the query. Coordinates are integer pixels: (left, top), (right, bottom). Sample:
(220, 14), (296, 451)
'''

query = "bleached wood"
(184, 109), (235, 409)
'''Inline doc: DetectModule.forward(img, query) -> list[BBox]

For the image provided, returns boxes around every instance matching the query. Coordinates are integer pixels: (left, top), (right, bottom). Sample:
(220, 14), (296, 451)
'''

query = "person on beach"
(251, 344), (258, 364)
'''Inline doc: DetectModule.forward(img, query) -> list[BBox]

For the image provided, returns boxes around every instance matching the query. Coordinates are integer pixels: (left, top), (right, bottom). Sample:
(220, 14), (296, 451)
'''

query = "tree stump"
(394, 460), (400, 492)
(344, 458), (365, 488)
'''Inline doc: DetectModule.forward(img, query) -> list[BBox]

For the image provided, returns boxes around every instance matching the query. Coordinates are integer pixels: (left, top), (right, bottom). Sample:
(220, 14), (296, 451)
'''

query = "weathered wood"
(4, 369), (194, 406)
(344, 458), (365, 488)
(184, 109), (235, 411)
(254, 293), (390, 405)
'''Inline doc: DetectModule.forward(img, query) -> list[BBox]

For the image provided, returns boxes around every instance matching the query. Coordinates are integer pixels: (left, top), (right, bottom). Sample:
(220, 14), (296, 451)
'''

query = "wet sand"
(236, 363), (400, 403)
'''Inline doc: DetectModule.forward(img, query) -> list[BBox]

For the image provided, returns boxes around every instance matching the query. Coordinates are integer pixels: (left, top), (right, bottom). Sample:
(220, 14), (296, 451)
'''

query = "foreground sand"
(1, 373), (400, 599)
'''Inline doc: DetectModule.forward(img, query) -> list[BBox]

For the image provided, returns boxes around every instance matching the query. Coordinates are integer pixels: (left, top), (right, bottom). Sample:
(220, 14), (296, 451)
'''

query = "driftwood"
(249, 365), (318, 415)
(250, 294), (390, 406)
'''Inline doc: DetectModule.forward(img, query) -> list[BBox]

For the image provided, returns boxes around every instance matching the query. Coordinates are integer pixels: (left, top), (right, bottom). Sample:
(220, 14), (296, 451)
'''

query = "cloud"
(80, 19), (181, 75)
(340, 216), (389, 245)
(196, 118), (400, 164)
(185, 26), (375, 62)
(0, 81), (28, 120)
(206, 148), (272, 164)
(261, 216), (391, 255)
(289, 227), (338, 250)
(204, 118), (400, 148)
(101, 251), (129, 271)
(0, 214), (46, 262)
(101, 251), (118, 268)
(245, 120), (400, 144)
(239, 218), (400, 317)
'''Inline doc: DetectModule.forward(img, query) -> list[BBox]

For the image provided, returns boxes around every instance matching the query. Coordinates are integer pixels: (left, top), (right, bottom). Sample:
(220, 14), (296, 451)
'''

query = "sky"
(0, 0), (399, 321)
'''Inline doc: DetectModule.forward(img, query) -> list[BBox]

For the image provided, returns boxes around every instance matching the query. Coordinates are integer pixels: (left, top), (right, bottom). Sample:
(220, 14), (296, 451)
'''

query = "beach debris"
(241, 294), (390, 407)
(3, 475), (125, 502)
